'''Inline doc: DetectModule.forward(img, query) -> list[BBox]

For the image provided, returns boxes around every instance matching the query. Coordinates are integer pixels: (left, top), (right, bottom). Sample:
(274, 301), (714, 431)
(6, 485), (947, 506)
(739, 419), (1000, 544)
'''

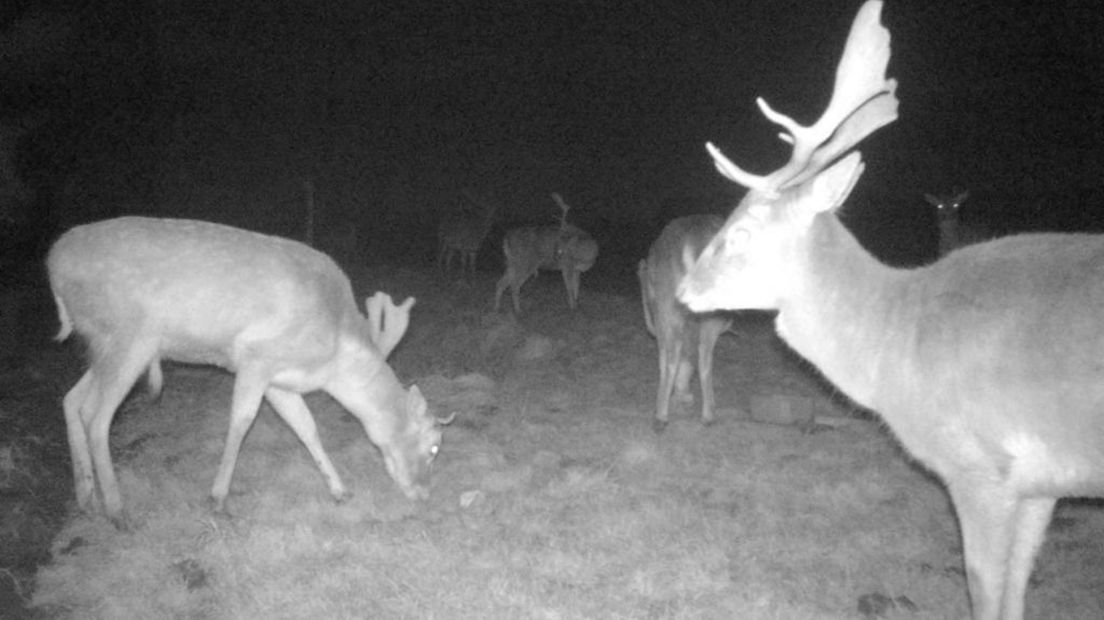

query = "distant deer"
(678, 2), (1102, 619)
(493, 193), (599, 313)
(48, 217), (453, 529)
(924, 189), (993, 257)
(639, 215), (731, 431)
(437, 191), (498, 275)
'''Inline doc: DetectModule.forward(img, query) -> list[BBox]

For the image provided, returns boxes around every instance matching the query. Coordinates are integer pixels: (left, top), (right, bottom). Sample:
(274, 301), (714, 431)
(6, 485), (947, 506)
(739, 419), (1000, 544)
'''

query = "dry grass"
(28, 266), (1104, 619)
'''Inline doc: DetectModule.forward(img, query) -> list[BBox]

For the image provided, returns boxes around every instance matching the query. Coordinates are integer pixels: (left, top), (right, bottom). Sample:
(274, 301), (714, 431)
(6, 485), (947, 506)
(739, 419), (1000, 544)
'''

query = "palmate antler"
(708, 0), (898, 195)
(364, 291), (416, 358)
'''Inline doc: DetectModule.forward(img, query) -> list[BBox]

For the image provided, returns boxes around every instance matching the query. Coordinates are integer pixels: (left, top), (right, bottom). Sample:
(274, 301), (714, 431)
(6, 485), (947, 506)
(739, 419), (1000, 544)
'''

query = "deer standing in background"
(925, 189), (993, 257)
(437, 191), (498, 275)
(679, 2), (1102, 619)
(639, 215), (731, 431)
(49, 217), (452, 529)
(494, 193), (599, 313)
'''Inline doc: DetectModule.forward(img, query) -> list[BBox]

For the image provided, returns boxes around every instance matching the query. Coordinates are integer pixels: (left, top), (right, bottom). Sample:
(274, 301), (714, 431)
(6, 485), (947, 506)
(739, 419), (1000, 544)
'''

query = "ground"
(2, 260), (1102, 619)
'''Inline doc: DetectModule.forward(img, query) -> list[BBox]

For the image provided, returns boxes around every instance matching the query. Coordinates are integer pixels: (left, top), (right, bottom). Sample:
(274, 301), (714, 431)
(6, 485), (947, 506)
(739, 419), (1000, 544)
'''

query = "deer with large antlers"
(493, 193), (599, 313)
(679, 2), (1101, 619)
(639, 215), (731, 431)
(49, 217), (452, 529)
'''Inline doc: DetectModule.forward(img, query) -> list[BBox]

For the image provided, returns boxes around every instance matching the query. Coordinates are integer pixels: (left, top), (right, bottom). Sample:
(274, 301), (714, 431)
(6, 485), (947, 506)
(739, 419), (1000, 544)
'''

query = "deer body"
(688, 181), (1104, 620)
(493, 223), (598, 313)
(49, 217), (445, 528)
(676, 2), (1098, 617)
(638, 215), (731, 430)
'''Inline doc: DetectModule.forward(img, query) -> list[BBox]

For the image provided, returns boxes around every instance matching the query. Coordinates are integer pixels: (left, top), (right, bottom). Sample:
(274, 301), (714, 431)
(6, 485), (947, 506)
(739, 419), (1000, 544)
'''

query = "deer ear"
(406, 384), (427, 415)
(923, 193), (940, 207)
(809, 152), (864, 214)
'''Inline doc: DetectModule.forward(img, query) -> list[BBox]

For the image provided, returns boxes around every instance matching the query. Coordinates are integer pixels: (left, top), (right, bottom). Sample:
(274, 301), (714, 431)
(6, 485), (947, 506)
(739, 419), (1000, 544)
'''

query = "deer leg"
(62, 370), (96, 512)
(561, 267), (579, 309)
(1002, 496), (1056, 620)
(493, 275), (508, 311)
(86, 340), (159, 528)
(673, 358), (694, 404)
(507, 270), (531, 314)
(145, 360), (164, 400)
(947, 480), (1018, 620)
(209, 368), (269, 512)
(263, 387), (350, 502)
(697, 318), (729, 425)
(654, 335), (683, 432)
(637, 262), (656, 335)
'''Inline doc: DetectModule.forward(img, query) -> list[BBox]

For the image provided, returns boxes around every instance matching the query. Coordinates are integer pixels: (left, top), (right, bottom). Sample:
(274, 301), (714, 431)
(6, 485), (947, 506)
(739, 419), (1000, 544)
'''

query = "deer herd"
(41, 1), (1098, 618)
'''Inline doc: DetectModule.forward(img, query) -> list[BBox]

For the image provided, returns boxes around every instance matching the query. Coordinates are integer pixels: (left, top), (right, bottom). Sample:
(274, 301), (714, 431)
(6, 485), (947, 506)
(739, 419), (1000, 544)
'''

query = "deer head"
(680, 0), (898, 312)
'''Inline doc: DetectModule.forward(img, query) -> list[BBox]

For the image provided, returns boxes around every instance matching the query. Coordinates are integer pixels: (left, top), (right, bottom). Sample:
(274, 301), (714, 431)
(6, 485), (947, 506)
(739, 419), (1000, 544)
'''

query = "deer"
(48, 216), (453, 530)
(493, 192), (599, 313)
(437, 190), (498, 276)
(638, 215), (732, 432)
(924, 189), (995, 257)
(677, 2), (1104, 619)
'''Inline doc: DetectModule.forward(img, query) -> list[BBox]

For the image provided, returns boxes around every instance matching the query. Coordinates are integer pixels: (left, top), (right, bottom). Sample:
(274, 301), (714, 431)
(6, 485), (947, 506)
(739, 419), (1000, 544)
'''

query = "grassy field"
(20, 264), (1104, 619)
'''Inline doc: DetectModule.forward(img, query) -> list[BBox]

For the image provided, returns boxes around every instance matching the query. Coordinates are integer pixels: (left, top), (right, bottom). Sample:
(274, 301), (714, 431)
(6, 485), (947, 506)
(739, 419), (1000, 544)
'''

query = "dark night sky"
(2, 0), (1103, 263)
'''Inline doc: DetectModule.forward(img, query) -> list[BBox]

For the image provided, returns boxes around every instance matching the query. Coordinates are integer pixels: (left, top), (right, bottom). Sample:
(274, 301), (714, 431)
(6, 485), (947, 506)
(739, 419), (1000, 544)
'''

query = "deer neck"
(774, 213), (908, 408)
(938, 217), (959, 256)
(333, 334), (407, 433)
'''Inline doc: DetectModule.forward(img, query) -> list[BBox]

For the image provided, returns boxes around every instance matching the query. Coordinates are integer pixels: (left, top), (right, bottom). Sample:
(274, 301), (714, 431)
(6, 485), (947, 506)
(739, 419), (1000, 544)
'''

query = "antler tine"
(707, 0), (896, 193)
(786, 78), (898, 188)
(551, 192), (570, 228)
(705, 142), (776, 194)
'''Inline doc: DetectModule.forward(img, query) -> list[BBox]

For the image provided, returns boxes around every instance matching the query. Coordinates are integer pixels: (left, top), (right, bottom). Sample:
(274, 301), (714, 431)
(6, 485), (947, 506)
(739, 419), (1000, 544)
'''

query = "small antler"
(551, 192), (571, 229)
(364, 292), (416, 358)
(708, 0), (898, 194)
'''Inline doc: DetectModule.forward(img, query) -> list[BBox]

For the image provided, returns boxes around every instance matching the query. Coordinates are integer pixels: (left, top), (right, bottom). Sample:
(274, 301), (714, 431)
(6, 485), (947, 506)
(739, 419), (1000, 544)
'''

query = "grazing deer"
(48, 217), (452, 529)
(639, 215), (732, 431)
(679, 2), (1104, 619)
(493, 193), (599, 313)
(925, 189), (993, 257)
(437, 191), (498, 275)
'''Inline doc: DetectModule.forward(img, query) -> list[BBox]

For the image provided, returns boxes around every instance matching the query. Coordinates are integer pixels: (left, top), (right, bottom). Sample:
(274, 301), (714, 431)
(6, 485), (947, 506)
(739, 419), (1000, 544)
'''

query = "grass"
(23, 265), (1104, 619)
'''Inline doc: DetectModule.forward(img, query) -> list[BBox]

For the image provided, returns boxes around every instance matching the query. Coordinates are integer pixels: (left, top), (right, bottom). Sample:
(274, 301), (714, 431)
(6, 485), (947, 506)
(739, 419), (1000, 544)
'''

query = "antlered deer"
(679, 2), (1103, 619)
(925, 189), (994, 257)
(493, 193), (599, 313)
(639, 215), (731, 431)
(49, 217), (451, 529)
(438, 191), (498, 275)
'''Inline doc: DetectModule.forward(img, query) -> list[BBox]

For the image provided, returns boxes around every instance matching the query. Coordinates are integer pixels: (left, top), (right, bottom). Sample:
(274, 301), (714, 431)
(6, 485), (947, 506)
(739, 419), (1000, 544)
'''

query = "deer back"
(48, 217), (370, 375)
